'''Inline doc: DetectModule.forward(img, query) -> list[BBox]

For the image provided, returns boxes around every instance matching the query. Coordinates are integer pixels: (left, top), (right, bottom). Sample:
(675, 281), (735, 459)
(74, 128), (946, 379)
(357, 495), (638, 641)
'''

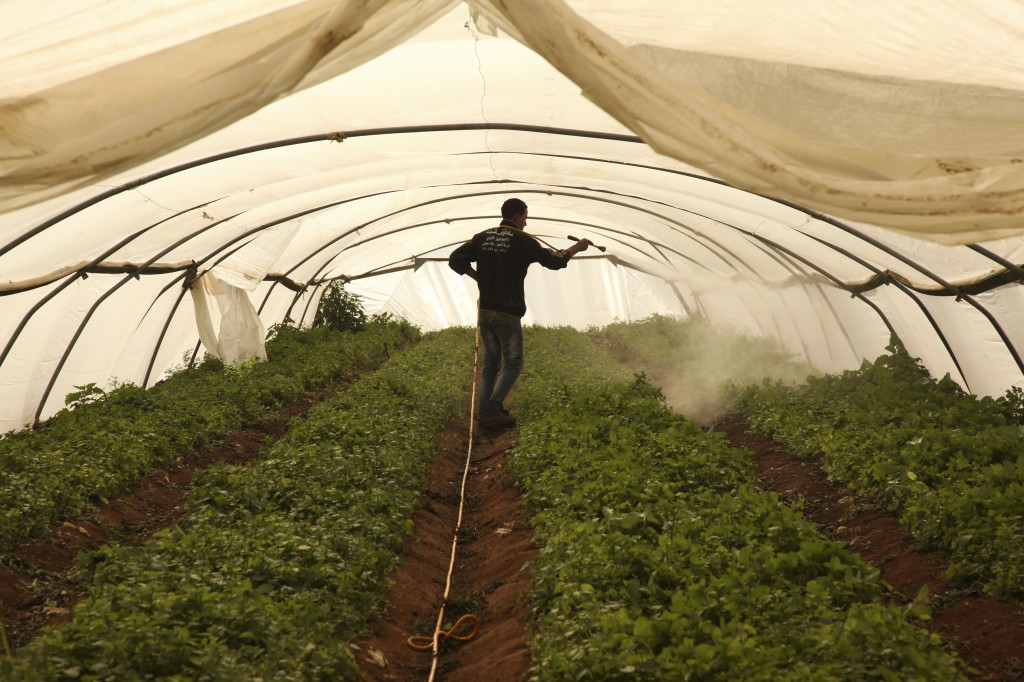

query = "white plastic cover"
(191, 273), (269, 365)
(2, 1), (1024, 430)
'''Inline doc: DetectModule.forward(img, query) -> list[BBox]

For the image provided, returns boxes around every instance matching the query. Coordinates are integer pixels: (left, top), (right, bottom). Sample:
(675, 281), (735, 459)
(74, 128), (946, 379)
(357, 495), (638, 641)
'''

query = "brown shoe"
(478, 404), (516, 430)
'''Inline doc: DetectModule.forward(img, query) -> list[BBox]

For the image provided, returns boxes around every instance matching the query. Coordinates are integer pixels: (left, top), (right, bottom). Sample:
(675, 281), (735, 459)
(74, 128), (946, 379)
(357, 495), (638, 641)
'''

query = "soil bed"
(358, 418), (536, 682)
(0, 380), (346, 649)
(713, 413), (1024, 682)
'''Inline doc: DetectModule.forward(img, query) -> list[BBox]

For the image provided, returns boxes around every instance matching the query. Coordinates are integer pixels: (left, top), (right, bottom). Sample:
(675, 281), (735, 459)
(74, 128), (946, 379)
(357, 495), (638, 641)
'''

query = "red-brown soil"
(713, 413), (1024, 682)
(0, 382), (339, 649)
(357, 420), (536, 682)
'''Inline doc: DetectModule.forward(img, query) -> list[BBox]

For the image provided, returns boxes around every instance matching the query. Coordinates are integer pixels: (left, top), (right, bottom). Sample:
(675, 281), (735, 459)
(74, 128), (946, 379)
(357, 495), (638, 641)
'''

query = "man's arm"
(567, 239), (592, 257)
(448, 239), (478, 280)
(534, 237), (592, 270)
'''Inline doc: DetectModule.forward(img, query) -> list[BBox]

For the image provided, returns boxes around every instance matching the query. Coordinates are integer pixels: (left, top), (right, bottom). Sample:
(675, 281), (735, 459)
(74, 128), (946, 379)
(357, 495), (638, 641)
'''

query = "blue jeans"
(478, 309), (523, 412)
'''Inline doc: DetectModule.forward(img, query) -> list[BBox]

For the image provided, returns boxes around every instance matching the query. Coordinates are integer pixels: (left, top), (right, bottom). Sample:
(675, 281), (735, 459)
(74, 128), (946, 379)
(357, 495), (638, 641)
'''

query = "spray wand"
(567, 235), (607, 252)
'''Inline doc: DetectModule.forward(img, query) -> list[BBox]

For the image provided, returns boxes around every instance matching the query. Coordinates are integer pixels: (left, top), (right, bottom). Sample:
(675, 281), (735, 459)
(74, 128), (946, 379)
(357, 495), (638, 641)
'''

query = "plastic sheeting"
(5, 0), (1024, 238)
(191, 274), (268, 365)
(3, 1), (1024, 431)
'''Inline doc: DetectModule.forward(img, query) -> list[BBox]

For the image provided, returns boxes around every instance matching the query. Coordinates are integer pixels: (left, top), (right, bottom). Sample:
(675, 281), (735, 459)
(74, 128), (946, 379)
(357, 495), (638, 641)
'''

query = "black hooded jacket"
(448, 223), (571, 317)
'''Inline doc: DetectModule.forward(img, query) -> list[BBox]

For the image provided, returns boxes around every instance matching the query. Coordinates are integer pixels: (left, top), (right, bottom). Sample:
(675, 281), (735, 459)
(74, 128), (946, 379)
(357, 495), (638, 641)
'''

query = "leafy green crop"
(0, 317), (419, 550)
(738, 338), (1024, 599)
(2, 328), (474, 681)
(509, 328), (964, 681)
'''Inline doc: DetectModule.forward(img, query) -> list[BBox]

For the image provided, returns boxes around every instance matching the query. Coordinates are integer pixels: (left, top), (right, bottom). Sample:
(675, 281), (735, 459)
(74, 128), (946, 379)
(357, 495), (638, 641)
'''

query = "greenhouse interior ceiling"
(4, 0), (1024, 431)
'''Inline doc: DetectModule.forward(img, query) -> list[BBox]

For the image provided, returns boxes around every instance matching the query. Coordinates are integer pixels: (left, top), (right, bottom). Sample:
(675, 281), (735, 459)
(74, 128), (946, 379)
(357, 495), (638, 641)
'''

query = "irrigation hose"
(0, 616), (10, 660)
(406, 614), (480, 652)
(406, 301), (482, 680)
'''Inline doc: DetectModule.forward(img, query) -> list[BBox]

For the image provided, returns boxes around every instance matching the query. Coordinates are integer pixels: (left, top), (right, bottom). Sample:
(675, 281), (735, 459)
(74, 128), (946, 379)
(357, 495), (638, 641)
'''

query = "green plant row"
(0, 318), (419, 551)
(737, 339), (1024, 600)
(2, 327), (475, 681)
(508, 327), (963, 681)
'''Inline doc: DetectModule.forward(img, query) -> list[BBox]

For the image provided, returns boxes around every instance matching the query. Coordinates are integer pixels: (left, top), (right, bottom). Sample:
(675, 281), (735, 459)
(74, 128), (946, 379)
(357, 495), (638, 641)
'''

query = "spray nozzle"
(567, 235), (607, 252)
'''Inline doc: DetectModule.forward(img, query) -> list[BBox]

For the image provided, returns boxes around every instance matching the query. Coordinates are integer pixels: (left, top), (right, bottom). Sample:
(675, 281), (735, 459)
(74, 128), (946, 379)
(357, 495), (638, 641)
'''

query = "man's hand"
(569, 238), (593, 256)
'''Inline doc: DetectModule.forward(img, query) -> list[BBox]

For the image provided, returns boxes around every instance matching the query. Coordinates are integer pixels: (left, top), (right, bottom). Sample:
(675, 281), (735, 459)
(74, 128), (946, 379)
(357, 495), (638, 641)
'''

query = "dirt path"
(357, 418), (536, 682)
(713, 413), (1024, 682)
(0, 381), (344, 649)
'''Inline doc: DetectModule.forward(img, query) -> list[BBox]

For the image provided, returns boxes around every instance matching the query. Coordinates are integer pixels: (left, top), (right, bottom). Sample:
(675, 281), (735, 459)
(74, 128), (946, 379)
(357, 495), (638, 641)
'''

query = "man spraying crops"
(448, 198), (592, 430)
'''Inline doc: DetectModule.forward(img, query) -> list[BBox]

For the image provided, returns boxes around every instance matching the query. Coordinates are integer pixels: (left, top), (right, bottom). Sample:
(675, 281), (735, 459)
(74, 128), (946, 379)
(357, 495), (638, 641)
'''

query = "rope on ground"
(405, 304), (482, 680)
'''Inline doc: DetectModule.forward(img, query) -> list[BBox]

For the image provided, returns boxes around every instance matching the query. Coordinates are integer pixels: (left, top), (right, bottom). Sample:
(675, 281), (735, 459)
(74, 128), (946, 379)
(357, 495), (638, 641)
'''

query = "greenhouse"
(1, 1), (1023, 680)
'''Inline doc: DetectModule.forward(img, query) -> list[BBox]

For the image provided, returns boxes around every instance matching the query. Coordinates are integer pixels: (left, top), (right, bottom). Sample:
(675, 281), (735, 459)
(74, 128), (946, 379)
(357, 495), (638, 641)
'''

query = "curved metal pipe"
(966, 243), (1024, 281)
(30, 215), (255, 423)
(743, 238), (860, 367)
(260, 189), (787, 345)
(772, 205), (1022, 377)
(0, 203), (210, 368)
(271, 211), (718, 321)
(15, 121), (1021, 411)
(0, 124), (642, 260)
(756, 233), (971, 389)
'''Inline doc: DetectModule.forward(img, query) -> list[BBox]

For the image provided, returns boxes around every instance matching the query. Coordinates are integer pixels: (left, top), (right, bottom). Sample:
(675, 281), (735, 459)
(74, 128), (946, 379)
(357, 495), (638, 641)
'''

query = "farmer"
(448, 198), (592, 430)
